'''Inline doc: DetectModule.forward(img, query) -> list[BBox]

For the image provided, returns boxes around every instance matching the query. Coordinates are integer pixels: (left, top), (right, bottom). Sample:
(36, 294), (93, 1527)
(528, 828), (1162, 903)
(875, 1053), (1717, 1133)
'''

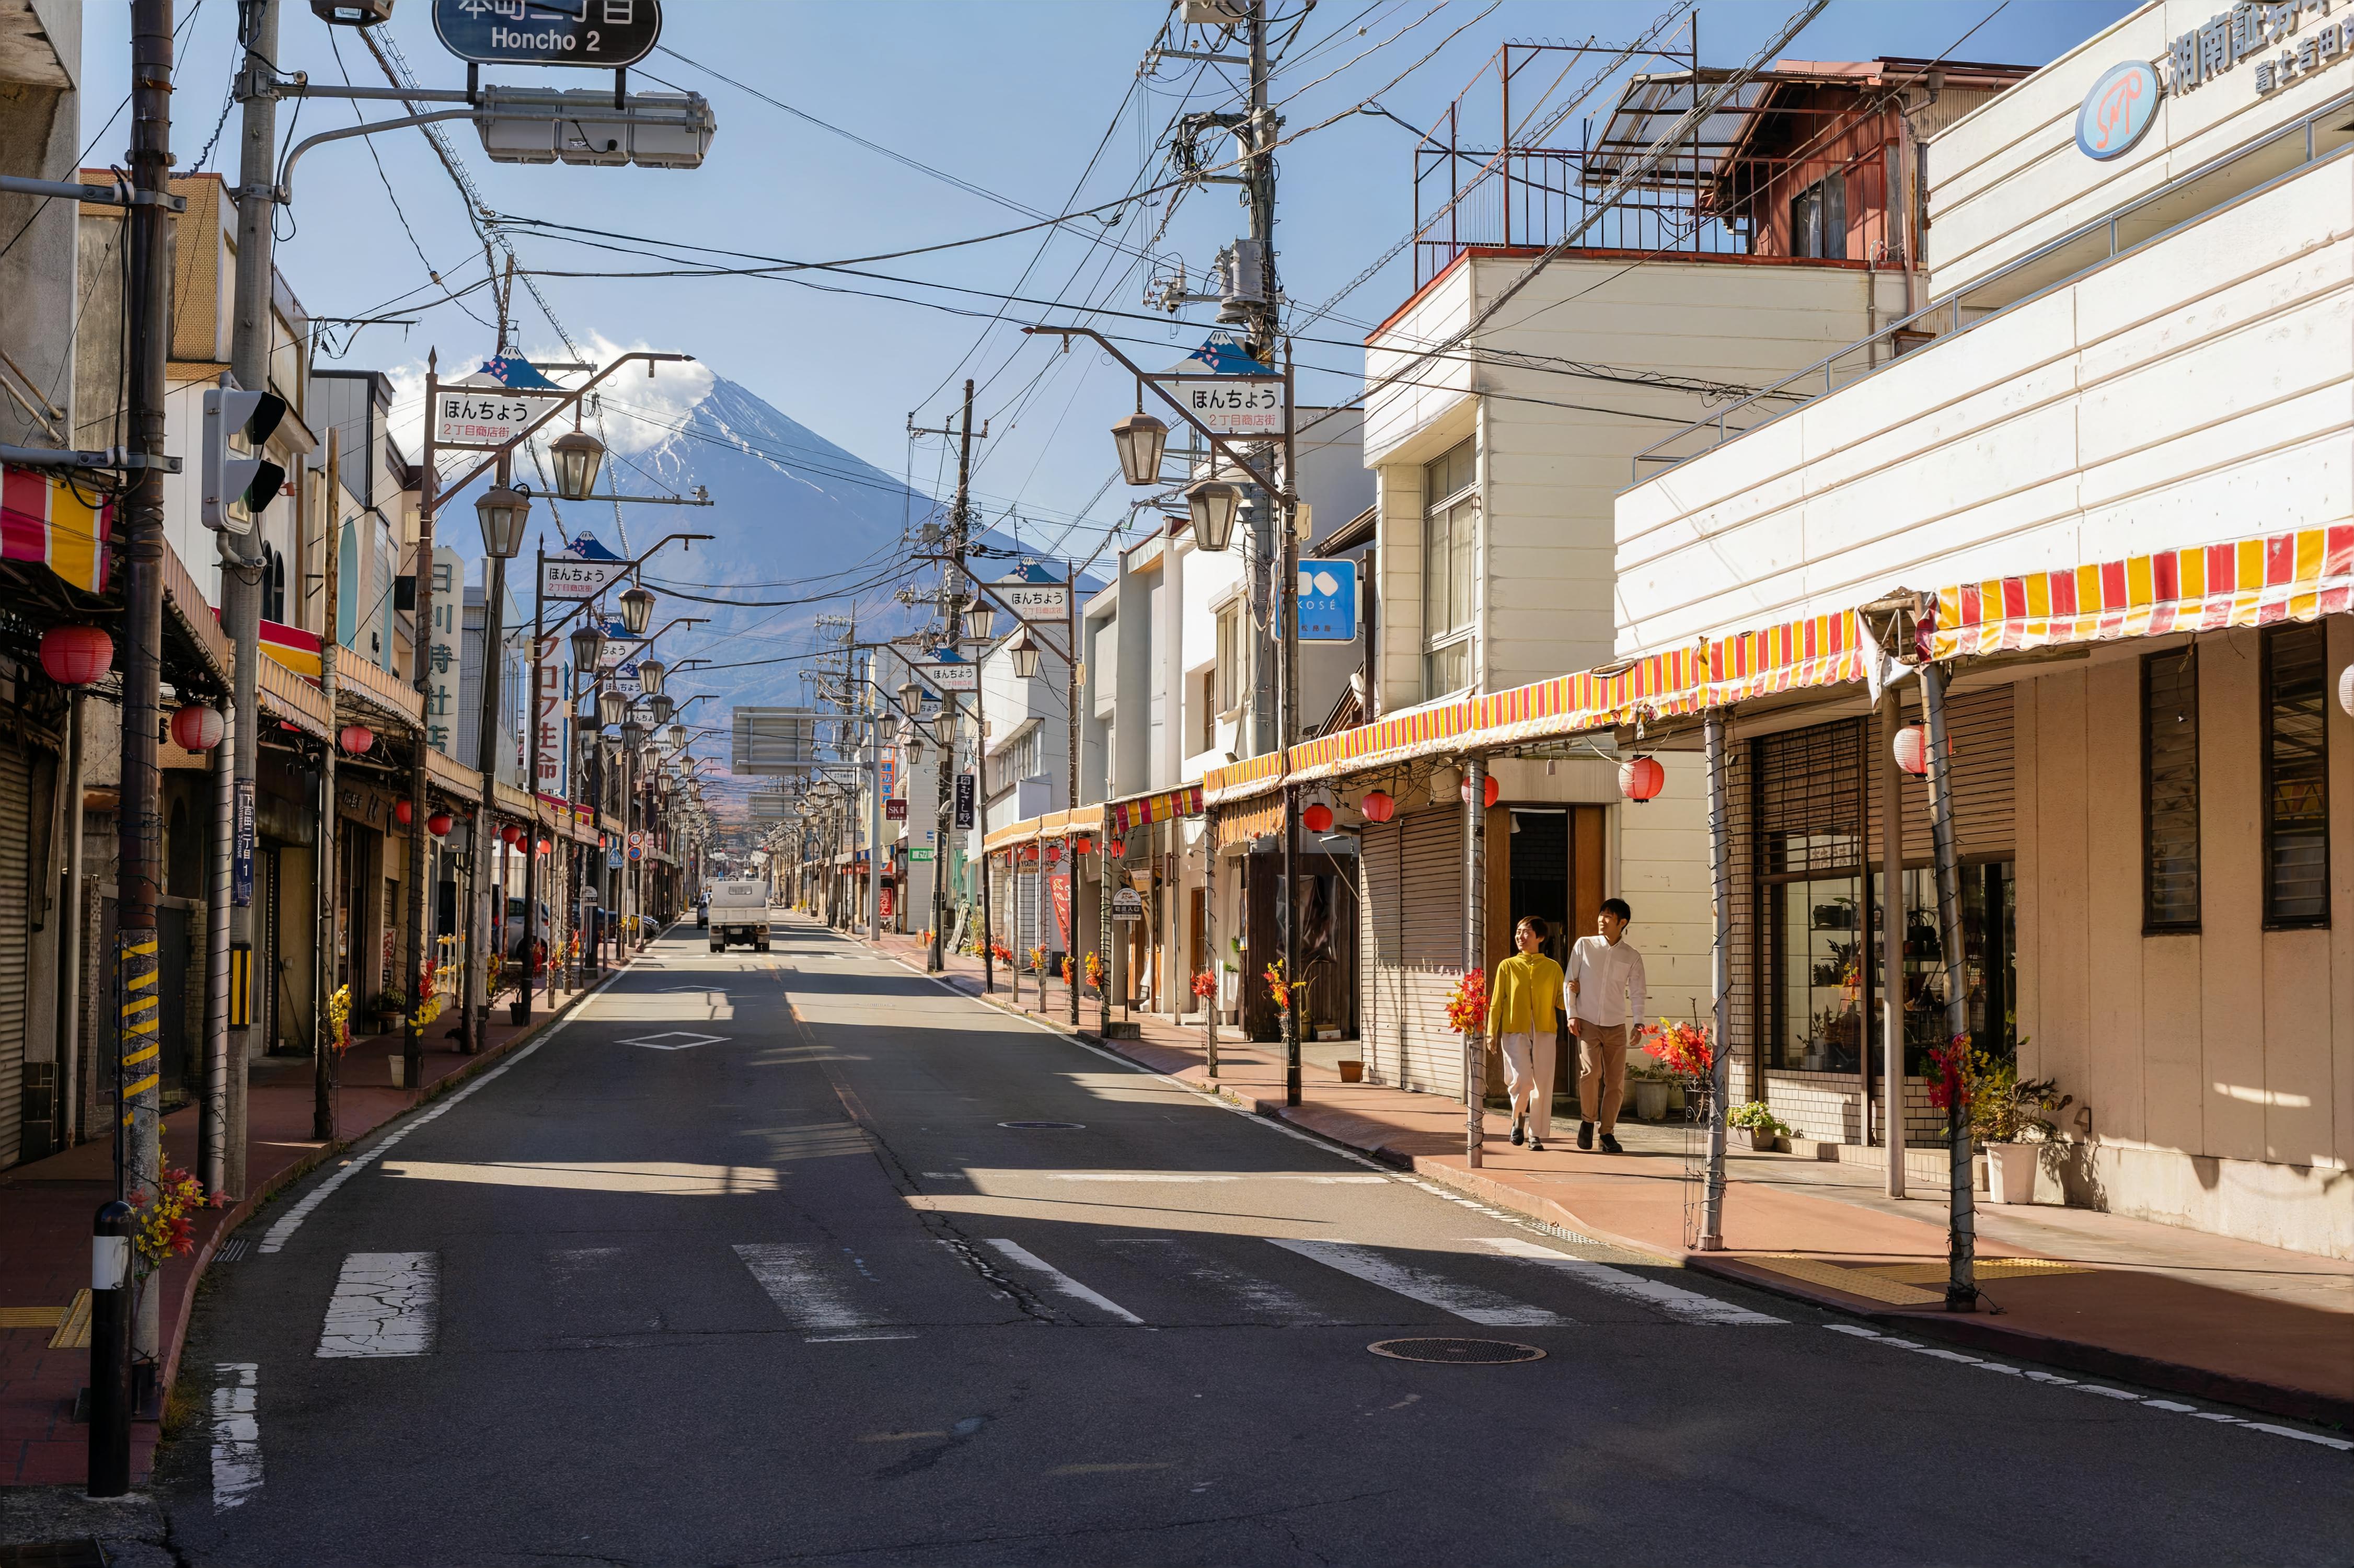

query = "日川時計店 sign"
(435, 389), (537, 447)
(1167, 377), (1284, 437)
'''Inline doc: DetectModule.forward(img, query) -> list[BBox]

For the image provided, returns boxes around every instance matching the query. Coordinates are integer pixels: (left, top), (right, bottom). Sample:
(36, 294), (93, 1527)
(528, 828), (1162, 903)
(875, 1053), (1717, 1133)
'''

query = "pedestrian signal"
(202, 388), (287, 534)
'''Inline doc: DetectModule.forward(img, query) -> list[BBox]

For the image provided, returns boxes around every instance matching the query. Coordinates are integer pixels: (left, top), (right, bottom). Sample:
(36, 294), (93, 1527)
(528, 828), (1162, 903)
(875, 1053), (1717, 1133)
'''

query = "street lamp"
(550, 428), (606, 502)
(897, 679), (920, 712)
(597, 688), (629, 727)
(649, 694), (676, 724)
(622, 719), (649, 748)
(476, 482), (532, 559)
(665, 722), (686, 746)
(637, 658), (667, 698)
(964, 601), (996, 643)
(570, 621), (605, 673)
(1111, 410), (1168, 486)
(1186, 478), (1242, 552)
(619, 583), (656, 636)
(1011, 631), (1041, 680)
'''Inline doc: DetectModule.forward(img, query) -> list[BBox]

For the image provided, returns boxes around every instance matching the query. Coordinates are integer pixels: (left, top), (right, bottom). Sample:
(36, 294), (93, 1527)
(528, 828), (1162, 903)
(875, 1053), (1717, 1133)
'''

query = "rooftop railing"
(1631, 89), (2354, 482)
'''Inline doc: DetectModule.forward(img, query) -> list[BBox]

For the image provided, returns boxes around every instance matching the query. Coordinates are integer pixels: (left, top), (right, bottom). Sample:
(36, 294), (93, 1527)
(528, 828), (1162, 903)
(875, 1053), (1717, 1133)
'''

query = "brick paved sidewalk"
(0, 958), (635, 1488)
(840, 916), (2353, 1428)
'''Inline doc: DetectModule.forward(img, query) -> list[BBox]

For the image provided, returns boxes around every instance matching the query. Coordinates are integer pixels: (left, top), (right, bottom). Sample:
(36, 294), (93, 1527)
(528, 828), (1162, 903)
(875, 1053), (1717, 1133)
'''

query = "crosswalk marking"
(1102, 1237), (1332, 1324)
(734, 1242), (891, 1338)
(1268, 1239), (1571, 1327)
(316, 1252), (438, 1358)
(984, 1239), (1147, 1324)
(1472, 1237), (1785, 1324)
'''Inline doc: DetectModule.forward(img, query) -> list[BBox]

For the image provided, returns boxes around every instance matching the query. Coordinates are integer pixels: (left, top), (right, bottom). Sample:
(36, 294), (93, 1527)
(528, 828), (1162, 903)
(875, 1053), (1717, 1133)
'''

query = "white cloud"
(378, 330), (714, 468)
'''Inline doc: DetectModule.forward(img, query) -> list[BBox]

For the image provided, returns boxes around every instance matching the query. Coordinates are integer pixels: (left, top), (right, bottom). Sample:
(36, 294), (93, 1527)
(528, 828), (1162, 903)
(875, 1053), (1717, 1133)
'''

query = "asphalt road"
(155, 913), (2353, 1567)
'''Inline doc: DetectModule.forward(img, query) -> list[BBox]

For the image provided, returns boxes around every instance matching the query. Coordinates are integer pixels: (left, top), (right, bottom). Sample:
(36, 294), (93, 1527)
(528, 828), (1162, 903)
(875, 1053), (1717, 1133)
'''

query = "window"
(2143, 647), (2200, 931)
(2262, 623), (2330, 926)
(1790, 170), (1848, 260)
(1422, 439), (1477, 698)
(1214, 601), (1245, 714)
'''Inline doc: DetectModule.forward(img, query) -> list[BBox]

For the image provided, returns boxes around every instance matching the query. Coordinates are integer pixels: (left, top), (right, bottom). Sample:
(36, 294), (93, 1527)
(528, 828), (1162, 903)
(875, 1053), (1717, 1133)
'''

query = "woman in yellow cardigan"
(1487, 917), (1564, 1150)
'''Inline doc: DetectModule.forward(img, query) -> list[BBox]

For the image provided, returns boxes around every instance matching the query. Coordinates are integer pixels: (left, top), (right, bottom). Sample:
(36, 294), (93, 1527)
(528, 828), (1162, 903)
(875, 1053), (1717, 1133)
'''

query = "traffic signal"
(202, 388), (287, 534)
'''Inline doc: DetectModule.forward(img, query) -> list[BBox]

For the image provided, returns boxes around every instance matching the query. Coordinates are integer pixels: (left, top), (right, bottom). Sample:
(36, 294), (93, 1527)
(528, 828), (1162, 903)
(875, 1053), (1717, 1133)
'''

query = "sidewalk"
(846, 917), (2354, 1428)
(0, 962), (628, 1488)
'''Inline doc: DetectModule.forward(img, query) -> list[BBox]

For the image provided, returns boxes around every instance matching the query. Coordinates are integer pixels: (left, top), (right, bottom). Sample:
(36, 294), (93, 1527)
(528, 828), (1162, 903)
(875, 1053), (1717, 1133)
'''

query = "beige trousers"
(1497, 1031), (1554, 1139)
(1576, 1022), (1629, 1132)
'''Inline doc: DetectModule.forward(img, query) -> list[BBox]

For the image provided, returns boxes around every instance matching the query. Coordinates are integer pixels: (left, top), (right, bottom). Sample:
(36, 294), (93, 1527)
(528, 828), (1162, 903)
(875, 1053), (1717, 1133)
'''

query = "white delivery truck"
(707, 881), (771, 953)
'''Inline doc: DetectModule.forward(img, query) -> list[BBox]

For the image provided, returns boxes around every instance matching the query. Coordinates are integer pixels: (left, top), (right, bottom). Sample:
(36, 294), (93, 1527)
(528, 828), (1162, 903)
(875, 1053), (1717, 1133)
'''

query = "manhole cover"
(998, 1120), (1086, 1129)
(1367, 1337), (1546, 1365)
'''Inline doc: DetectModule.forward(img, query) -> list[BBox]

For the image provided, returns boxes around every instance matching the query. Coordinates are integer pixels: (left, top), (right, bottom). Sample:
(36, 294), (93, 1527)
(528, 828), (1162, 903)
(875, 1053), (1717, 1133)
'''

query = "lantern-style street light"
(597, 688), (629, 727)
(649, 694), (676, 723)
(621, 719), (649, 748)
(1111, 410), (1167, 487)
(1186, 478), (1241, 552)
(964, 601), (996, 643)
(570, 621), (605, 673)
(619, 583), (656, 636)
(637, 658), (667, 698)
(476, 482), (531, 559)
(550, 427), (606, 502)
(1011, 632), (1041, 680)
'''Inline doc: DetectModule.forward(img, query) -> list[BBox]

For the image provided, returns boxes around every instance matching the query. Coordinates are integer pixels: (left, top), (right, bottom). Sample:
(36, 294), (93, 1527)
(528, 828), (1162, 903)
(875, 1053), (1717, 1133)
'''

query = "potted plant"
(1626, 1060), (1671, 1122)
(1728, 1101), (1790, 1151)
(1964, 1043), (2071, 1205)
(365, 988), (405, 1036)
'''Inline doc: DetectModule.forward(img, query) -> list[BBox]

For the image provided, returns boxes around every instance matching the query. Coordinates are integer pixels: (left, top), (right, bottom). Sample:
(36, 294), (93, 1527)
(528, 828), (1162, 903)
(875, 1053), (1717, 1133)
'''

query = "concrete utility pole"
(112, 0), (176, 1427)
(315, 429), (341, 1141)
(924, 382), (979, 973)
(205, 0), (281, 1202)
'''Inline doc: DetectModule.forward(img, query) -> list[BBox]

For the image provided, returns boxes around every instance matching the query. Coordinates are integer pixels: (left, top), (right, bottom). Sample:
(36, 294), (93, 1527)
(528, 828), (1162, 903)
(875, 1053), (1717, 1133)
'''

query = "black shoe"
(1527, 1135), (1545, 1152)
(1577, 1122), (1594, 1150)
(1510, 1117), (1525, 1147)
(1599, 1133), (1623, 1155)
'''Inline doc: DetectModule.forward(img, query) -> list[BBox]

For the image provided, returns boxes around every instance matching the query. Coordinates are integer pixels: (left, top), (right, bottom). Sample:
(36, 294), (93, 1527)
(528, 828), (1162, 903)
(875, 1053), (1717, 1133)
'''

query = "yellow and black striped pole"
(115, 934), (161, 1196)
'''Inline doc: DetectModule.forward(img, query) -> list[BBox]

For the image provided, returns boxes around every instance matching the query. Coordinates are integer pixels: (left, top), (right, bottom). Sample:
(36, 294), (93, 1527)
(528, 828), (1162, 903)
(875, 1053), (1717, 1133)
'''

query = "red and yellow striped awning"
(1, 465), (111, 593)
(1201, 524), (2351, 804)
(1107, 785), (1201, 834)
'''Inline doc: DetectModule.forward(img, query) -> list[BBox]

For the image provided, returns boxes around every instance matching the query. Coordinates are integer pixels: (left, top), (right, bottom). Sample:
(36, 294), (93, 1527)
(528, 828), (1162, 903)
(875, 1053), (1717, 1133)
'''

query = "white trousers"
(1498, 1031), (1555, 1139)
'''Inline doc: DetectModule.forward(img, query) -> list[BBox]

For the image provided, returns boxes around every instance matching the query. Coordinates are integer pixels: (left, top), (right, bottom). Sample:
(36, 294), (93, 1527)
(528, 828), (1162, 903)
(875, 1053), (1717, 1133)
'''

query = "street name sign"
(917, 659), (978, 693)
(999, 579), (1070, 621)
(434, 388), (537, 447)
(433, 0), (665, 69)
(1165, 377), (1283, 437)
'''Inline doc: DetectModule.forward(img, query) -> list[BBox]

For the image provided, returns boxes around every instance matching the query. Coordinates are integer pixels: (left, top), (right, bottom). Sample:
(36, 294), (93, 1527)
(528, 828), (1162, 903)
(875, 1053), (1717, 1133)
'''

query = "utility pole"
(110, 0), (175, 1440)
(917, 382), (982, 974)
(215, 0), (281, 1200)
(315, 429), (341, 1142)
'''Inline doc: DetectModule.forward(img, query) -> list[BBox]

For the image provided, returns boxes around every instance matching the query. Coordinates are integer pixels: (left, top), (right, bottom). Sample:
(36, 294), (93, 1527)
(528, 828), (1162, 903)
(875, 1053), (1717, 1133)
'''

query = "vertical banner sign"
(232, 779), (255, 907)
(1295, 558), (1359, 642)
(1048, 870), (1072, 950)
(953, 773), (976, 831)
(535, 644), (563, 793)
(426, 547), (464, 755)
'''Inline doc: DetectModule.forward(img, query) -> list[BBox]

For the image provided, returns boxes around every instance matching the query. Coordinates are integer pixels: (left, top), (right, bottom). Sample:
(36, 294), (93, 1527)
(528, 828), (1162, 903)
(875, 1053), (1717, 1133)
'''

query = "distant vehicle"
(501, 896), (552, 965)
(708, 881), (770, 953)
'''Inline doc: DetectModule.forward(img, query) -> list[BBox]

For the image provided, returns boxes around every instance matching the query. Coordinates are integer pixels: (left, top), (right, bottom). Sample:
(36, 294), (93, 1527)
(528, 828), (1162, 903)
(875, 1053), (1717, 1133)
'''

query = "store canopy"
(1105, 785), (1201, 835)
(982, 804), (1105, 854)
(1203, 523), (2353, 803)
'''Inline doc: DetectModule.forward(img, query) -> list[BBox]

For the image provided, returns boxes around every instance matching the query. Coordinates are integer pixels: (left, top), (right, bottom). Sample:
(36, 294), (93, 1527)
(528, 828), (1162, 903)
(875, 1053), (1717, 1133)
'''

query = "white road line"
(734, 1242), (881, 1336)
(209, 1362), (262, 1511)
(1822, 1324), (2354, 1452)
(1102, 1237), (1332, 1325)
(1046, 1172), (1388, 1184)
(984, 1238), (1148, 1325)
(1268, 1239), (1570, 1327)
(316, 1252), (439, 1358)
(258, 973), (616, 1255)
(1472, 1236), (1785, 1324)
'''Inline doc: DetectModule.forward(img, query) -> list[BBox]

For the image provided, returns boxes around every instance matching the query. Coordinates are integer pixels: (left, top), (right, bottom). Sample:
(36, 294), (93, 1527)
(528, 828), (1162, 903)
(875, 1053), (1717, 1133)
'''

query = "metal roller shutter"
(0, 741), (30, 1169)
(1866, 684), (2015, 862)
(1359, 806), (1469, 1097)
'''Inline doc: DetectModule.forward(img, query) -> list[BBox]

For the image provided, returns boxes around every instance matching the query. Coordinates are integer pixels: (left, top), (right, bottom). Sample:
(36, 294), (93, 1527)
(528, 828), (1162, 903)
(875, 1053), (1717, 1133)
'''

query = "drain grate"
(1368, 1337), (1546, 1365)
(998, 1120), (1086, 1130)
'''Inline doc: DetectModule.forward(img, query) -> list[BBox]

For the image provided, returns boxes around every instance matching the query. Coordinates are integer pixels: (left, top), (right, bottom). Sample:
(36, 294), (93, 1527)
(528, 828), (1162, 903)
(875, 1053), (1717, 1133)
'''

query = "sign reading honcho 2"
(434, 0), (664, 69)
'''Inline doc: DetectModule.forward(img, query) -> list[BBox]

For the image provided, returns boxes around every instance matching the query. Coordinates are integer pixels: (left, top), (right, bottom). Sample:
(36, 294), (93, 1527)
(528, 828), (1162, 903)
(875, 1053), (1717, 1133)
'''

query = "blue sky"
(80, 0), (2135, 558)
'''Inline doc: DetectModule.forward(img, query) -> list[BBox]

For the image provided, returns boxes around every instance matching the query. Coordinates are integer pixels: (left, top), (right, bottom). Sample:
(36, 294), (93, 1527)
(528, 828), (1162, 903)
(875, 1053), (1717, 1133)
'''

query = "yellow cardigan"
(1487, 952), (1563, 1038)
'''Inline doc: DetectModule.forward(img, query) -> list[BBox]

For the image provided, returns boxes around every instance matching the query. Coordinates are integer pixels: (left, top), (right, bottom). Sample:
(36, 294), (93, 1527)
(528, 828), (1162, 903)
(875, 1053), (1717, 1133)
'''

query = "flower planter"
(1984, 1142), (2040, 1205)
(1337, 1060), (1364, 1084)
(386, 1054), (407, 1089)
(1631, 1079), (1669, 1122)
(1749, 1126), (1779, 1151)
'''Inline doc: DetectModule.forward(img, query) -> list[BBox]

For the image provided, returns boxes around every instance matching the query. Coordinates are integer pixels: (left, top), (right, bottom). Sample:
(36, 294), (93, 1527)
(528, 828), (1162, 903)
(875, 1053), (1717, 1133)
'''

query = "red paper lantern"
(339, 724), (375, 755)
(1071, 835), (1095, 855)
(1893, 723), (1930, 777)
(537, 838), (552, 855)
(1302, 802), (1334, 833)
(169, 703), (224, 752)
(501, 824), (523, 846)
(1459, 773), (1500, 809)
(393, 799), (413, 827)
(1619, 755), (1666, 803)
(38, 625), (113, 686)
(1358, 789), (1394, 824)
(426, 812), (453, 837)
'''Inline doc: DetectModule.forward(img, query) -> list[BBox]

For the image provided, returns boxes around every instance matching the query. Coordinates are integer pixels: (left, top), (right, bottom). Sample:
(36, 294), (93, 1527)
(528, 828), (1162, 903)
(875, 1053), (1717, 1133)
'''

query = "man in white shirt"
(1566, 897), (1647, 1154)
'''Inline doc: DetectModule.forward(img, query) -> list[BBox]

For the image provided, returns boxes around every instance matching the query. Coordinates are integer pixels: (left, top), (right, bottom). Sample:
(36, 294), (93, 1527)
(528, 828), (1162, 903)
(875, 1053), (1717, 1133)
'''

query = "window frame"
(2141, 645), (2201, 934)
(1421, 439), (1478, 700)
(2260, 622), (2331, 929)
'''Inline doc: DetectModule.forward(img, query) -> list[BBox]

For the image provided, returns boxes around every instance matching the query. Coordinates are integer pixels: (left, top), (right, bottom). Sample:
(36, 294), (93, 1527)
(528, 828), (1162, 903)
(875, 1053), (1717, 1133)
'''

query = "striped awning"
(1212, 791), (1286, 840)
(1929, 525), (2351, 660)
(1, 465), (111, 592)
(982, 804), (1104, 853)
(1198, 523), (2351, 802)
(1106, 784), (1201, 834)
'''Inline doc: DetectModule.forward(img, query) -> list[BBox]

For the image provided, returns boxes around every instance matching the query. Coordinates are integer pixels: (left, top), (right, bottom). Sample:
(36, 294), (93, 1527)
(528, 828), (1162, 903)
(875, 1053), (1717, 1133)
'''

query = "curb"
(147, 958), (631, 1433)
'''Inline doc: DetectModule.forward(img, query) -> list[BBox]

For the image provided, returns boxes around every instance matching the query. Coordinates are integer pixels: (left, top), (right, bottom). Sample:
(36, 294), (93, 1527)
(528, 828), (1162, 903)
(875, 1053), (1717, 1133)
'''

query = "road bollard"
(87, 1200), (133, 1496)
